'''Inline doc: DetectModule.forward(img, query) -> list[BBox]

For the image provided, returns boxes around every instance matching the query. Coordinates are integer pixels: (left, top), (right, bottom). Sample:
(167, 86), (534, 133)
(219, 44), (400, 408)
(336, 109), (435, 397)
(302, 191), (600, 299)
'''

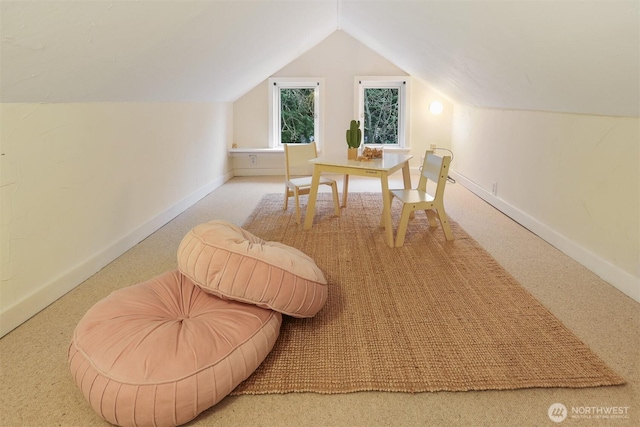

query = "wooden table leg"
(342, 174), (349, 207)
(304, 166), (322, 230)
(401, 162), (412, 189)
(380, 172), (395, 247)
(401, 160), (416, 219)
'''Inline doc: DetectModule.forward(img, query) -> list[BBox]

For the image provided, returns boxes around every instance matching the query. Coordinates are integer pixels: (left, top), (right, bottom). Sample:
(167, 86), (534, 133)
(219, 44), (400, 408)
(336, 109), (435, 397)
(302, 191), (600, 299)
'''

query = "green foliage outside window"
(363, 88), (399, 144)
(280, 88), (315, 144)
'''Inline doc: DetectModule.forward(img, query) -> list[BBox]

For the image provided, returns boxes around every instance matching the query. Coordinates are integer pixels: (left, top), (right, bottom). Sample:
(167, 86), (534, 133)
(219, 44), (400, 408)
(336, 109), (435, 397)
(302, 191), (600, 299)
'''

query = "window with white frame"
(356, 77), (409, 148)
(269, 78), (323, 148)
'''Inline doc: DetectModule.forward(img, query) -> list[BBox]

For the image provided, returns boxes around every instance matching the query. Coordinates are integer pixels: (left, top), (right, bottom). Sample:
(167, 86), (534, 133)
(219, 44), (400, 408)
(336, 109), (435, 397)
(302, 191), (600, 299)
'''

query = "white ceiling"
(1, 1), (638, 117)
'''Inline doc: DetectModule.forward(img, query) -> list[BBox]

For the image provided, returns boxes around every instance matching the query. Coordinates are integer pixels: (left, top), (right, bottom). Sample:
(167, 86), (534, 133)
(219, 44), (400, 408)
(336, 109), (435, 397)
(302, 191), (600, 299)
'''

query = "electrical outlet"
(491, 181), (498, 196)
(249, 155), (257, 166)
(429, 144), (437, 151)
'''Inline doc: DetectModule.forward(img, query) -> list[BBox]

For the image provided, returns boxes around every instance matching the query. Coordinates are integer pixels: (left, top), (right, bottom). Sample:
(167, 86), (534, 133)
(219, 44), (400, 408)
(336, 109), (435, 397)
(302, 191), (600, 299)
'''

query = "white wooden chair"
(387, 151), (453, 246)
(284, 142), (340, 224)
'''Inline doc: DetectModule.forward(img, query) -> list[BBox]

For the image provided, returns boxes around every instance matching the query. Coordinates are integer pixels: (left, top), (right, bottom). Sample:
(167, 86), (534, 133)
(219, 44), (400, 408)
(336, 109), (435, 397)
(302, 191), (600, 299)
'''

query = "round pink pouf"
(68, 270), (281, 427)
(178, 220), (328, 318)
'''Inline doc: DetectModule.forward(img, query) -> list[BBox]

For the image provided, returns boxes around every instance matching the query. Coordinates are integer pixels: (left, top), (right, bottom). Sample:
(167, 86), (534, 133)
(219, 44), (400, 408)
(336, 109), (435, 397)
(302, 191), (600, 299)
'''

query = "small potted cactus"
(346, 119), (362, 160)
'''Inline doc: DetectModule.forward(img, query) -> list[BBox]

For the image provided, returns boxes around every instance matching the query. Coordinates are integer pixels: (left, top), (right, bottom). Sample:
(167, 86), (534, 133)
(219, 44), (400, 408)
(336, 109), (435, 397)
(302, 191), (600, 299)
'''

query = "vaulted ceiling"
(2, 1), (638, 117)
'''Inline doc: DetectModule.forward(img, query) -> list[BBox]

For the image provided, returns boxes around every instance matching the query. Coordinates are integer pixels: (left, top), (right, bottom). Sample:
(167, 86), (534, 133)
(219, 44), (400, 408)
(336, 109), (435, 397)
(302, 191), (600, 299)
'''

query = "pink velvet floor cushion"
(68, 270), (282, 427)
(177, 220), (328, 318)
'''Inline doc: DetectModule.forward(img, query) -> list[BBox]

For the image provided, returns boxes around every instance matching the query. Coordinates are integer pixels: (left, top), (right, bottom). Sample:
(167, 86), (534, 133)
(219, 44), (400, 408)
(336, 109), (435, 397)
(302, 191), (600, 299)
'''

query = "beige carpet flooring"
(1, 174), (638, 426)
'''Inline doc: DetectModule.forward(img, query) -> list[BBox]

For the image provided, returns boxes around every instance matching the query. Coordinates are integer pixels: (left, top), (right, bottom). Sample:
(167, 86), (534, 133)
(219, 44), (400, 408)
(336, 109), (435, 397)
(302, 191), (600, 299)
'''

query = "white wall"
(232, 30), (453, 174)
(451, 106), (639, 301)
(0, 102), (234, 336)
(233, 29), (639, 303)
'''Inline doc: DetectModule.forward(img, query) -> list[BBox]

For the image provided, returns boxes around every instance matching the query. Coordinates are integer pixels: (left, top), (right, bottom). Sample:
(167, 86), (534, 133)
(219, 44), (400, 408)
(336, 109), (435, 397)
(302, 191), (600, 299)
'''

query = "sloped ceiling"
(0, 0), (337, 103)
(340, 0), (640, 117)
(1, 1), (638, 117)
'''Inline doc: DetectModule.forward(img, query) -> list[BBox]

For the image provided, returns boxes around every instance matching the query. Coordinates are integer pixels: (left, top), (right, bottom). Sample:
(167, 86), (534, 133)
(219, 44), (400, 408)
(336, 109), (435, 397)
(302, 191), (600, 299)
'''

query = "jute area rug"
(231, 193), (624, 395)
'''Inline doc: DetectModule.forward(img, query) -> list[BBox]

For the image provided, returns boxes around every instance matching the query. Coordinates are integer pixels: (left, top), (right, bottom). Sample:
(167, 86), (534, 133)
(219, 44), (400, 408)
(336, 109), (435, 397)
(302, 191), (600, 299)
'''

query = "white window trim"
(355, 76), (410, 148)
(269, 77), (324, 149)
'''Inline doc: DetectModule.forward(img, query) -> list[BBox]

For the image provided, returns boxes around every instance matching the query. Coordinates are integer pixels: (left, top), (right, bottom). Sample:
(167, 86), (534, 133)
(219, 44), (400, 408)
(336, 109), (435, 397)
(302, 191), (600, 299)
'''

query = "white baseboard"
(0, 173), (232, 338)
(450, 170), (639, 303)
(233, 168), (283, 176)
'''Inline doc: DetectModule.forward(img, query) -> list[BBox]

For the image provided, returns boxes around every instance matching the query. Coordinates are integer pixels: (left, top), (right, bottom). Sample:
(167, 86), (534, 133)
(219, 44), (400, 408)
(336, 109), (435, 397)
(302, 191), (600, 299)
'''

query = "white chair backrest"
(285, 142), (318, 178)
(422, 153), (444, 183)
(418, 152), (451, 197)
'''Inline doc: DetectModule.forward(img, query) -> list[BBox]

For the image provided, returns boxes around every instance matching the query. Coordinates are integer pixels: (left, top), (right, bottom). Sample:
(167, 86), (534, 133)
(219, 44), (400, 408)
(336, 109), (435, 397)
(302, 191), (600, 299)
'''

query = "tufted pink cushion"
(68, 270), (281, 427)
(177, 220), (328, 318)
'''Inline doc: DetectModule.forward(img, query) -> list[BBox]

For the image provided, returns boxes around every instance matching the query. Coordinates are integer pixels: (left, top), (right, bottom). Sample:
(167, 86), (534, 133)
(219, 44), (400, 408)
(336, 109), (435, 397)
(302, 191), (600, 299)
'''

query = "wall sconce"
(429, 101), (443, 115)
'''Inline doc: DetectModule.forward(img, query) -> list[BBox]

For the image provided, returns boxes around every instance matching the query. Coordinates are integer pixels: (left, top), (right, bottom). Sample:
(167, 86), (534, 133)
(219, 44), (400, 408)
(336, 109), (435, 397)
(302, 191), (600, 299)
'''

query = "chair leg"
(425, 209), (438, 227)
(284, 186), (289, 210)
(294, 188), (301, 224)
(330, 183), (341, 217)
(395, 205), (413, 247)
(436, 206), (454, 241)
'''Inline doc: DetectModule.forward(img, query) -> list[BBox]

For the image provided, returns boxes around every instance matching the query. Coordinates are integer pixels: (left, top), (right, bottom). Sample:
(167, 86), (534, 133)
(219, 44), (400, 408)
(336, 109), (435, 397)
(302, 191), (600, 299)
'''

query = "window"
(269, 78), (323, 148)
(356, 77), (409, 148)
